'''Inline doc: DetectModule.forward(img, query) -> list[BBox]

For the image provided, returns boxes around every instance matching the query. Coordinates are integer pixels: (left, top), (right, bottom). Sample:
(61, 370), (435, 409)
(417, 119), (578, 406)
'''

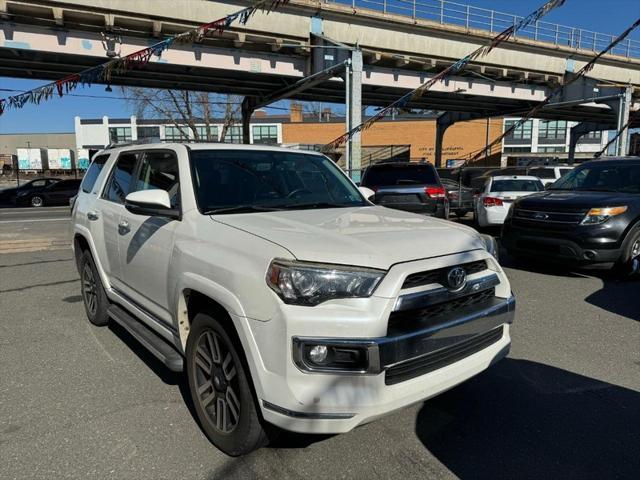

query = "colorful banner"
(323, 0), (567, 152)
(0, 0), (290, 115)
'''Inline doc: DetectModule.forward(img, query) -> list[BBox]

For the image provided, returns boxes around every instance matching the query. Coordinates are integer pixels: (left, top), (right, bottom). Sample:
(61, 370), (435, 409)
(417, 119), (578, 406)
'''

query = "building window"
(503, 146), (532, 153)
(578, 130), (602, 143)
(504, 120), (532, 140)
(538, 146), (566, 153)
(195, 125), (219, 141)
(252, 125), (278, 145)
(109, 127), (132, 144)
(165, 126), (189, 141)
(222, 126), (243, 144)
(538, 120), (567, 141)
(137, 126), (160, 141)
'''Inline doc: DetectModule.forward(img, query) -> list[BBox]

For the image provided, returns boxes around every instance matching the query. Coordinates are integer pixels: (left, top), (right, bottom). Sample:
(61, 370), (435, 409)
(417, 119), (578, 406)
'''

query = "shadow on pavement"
(584, 277), (640, 322)
(415, 358), (640, 479)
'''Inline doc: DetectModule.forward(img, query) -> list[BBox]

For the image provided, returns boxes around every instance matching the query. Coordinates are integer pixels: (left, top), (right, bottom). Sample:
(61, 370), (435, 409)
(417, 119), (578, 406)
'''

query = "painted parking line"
(0, 218), (69, 223)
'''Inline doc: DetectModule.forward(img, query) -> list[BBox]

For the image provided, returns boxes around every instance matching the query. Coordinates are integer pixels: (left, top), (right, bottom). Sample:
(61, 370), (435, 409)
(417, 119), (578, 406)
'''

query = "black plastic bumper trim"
(262, 401), (355, 419)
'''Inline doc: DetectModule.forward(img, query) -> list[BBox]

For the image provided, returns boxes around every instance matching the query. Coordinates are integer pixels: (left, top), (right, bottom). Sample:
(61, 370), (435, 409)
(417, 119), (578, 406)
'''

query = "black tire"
(30, 195), (44, 207)
(455, 209), (468, 218)
(79, 249), (110, 326)
(614, 228), (640, 279)
(186, 313), (268, 456)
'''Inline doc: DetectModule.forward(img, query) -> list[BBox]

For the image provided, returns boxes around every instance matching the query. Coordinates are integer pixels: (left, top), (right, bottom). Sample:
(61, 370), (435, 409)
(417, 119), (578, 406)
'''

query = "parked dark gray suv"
(361, 163), (448, 218)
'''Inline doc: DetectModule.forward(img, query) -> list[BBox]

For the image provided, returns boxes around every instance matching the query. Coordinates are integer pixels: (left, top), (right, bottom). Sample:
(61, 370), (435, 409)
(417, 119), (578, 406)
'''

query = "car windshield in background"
(190, 150), (366, 213)
(363, 165), (438, 186)
(550, 164), (640, 194)
(491, 180), (543, 192)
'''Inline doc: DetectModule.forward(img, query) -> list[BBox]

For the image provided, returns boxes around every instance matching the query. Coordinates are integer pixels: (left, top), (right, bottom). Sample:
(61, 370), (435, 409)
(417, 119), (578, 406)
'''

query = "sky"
(1, 0), (639, 134)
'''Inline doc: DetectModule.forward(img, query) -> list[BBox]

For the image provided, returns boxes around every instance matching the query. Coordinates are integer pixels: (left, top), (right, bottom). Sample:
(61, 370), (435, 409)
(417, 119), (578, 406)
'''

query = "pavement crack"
(0, 277), (78, 293)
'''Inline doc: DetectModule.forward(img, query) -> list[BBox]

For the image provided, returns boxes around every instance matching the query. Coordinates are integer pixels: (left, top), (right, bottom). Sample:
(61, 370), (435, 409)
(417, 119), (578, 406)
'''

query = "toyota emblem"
(446, 267), (467, 292)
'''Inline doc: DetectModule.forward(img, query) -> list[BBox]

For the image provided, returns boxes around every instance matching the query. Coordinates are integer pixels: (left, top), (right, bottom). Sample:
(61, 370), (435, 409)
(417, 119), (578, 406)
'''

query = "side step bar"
(108, 304), (184, 372)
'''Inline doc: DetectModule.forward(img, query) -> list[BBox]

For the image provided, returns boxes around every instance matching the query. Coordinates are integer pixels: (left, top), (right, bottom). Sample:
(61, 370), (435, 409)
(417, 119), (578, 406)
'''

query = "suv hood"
(516, 190), (635, 211)
(213, 206), (484, 270)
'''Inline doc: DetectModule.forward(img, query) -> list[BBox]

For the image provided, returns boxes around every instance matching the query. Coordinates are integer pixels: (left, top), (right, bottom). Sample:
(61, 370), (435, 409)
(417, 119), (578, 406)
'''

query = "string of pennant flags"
(0, 0), (290, 116)
(322, 0), (567, 152)
(467, 16), (640, 161)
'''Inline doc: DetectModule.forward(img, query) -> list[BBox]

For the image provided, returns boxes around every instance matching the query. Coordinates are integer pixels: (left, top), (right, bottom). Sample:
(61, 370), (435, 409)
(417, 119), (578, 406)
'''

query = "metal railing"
(326, 0), (640, 59)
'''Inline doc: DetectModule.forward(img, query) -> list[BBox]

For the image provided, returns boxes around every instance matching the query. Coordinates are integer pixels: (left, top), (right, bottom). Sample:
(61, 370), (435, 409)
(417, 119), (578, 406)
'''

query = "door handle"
(87, 211), (99, 221)
(118, 221), (130, 234)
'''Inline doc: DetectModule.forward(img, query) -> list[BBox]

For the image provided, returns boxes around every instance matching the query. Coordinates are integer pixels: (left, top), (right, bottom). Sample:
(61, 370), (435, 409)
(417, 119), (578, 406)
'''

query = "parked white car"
(71, 143), (515, 455)
(526, 166), (574, 186)
(474, 175), (544, 227)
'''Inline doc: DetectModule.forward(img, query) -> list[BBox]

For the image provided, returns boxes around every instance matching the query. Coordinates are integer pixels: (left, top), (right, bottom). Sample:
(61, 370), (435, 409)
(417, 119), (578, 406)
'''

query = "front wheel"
(186, 313), (269, 456)
(30, 195), (44, 207)
(615, 229), (640, 278)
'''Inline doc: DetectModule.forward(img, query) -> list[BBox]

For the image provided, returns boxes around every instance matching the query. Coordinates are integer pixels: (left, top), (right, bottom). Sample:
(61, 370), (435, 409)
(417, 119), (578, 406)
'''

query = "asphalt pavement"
(0, 207), (71, 253)
(0, 215), (638, 479)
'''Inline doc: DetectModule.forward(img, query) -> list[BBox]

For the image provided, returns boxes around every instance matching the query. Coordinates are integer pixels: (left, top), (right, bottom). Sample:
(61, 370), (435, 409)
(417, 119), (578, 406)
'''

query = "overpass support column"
(568, 122), (603, 163)
(347, 49), (363, 182)
(241, 97), (256, 145)
(435, 112), (484, 167)
(595, 86), (632, 156)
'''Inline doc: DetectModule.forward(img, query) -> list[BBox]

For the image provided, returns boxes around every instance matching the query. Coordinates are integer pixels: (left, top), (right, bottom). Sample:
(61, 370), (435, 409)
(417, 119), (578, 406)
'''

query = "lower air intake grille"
(384, 326), (504, 385)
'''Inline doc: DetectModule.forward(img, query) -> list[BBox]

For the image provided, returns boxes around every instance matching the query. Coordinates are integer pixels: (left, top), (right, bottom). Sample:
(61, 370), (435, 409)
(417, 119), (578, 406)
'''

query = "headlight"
(480, 234), (499, 261)
(266, 259), (385, 306)
(581, 206), (627, 225)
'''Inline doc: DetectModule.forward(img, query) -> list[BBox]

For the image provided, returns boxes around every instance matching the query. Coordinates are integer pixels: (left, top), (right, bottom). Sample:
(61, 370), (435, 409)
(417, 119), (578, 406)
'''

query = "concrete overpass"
(1, 0), (640, 170)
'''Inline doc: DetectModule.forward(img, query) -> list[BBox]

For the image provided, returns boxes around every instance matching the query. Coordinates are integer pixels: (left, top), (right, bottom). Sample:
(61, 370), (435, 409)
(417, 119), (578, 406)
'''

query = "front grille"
(513, 208), (585, 228)
(385, 326), (504, 385)
(402, 260), (487, 289)
(389, 288), (495, 326)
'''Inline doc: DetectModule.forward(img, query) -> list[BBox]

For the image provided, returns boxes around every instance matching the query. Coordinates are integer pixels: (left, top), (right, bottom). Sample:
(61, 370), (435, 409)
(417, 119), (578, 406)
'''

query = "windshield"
(362, 165), (439, 186)
(190, 150), (366, 213)
(550, 163), (640, 193)
(490, 179), (543, 192)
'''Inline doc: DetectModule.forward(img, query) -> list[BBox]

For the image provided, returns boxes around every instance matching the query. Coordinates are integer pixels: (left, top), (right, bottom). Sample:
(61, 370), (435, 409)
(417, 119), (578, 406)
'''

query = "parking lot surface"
(0, 214), (639, 479)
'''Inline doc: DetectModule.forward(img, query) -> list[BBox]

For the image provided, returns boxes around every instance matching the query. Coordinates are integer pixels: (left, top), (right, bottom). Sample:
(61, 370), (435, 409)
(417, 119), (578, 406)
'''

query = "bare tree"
(120, 87), (242, 142)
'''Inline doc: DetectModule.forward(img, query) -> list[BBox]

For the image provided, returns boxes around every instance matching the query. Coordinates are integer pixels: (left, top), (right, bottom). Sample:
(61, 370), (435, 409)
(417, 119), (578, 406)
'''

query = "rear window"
(362, 164), (439, 186)
(81, 154), (109, 193)
(491, 179), (543, 192)
(528, 168), (555, 179)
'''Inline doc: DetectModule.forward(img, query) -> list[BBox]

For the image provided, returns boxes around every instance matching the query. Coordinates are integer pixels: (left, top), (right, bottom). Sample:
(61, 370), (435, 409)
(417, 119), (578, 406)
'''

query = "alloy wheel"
(31, 196), (43, 207)
(193, 330), (240, 434)
(631, 239), (640, 274)
(82, 263), (97, 316)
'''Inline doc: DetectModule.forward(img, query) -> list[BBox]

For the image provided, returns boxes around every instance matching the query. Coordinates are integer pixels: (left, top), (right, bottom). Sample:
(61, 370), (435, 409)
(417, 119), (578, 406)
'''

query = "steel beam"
(435, 111), (489, 167)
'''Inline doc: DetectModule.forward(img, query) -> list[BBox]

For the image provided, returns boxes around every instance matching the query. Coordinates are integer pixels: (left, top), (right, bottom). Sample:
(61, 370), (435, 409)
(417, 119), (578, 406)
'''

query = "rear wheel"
(80, 250), (110, 326)
(30, 195), (44, 207)
(615, 229), (640, 278)
(186, 313), (269, 456)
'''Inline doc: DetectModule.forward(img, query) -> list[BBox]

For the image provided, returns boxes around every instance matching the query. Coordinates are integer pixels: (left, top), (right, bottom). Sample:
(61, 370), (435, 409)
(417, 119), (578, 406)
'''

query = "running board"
(108, 304), (184, 372)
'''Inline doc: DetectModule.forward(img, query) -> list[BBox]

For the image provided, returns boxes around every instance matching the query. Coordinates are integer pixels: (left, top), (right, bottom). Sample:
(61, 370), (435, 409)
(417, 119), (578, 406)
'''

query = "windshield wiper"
(276, 202), (360, 210)
(204, 205), (283, 215)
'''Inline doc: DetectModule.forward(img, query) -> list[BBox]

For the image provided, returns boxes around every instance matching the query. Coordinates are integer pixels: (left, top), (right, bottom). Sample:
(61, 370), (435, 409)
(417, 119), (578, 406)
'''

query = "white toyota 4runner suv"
(71, 143), (515, 456)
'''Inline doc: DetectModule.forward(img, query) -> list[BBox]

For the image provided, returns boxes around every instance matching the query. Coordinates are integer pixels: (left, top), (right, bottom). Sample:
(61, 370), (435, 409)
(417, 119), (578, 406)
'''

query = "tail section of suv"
(71, 143), (514, 456)
(361, 162), (449, 218)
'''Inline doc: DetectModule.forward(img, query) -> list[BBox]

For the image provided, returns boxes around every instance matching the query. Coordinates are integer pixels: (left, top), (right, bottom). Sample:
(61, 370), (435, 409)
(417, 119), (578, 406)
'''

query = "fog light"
(308, 345), (328, 364)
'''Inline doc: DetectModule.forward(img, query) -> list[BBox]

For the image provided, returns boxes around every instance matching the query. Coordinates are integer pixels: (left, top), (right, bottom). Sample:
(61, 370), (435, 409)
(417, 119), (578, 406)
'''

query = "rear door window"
(362, 165), (439, 186)
(81, 154), (110, 193)
(103, 152), (140, 203)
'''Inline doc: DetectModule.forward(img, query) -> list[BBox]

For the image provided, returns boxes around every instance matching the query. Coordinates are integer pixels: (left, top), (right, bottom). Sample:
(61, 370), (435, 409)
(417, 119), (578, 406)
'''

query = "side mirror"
(358, 186), (375, 201)
(124, 189), (180, 220)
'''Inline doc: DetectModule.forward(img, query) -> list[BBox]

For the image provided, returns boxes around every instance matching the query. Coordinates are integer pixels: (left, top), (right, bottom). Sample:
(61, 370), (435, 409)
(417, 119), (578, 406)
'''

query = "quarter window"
(81, 154), (109, 193)
(132, 151), (180, 209)
(103, 152), (140, 203)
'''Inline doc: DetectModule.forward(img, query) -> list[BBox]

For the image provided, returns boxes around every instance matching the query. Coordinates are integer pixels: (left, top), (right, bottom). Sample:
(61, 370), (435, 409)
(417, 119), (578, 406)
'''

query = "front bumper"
(258, 294), (515, 433)
(502, 222), (623, 266)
